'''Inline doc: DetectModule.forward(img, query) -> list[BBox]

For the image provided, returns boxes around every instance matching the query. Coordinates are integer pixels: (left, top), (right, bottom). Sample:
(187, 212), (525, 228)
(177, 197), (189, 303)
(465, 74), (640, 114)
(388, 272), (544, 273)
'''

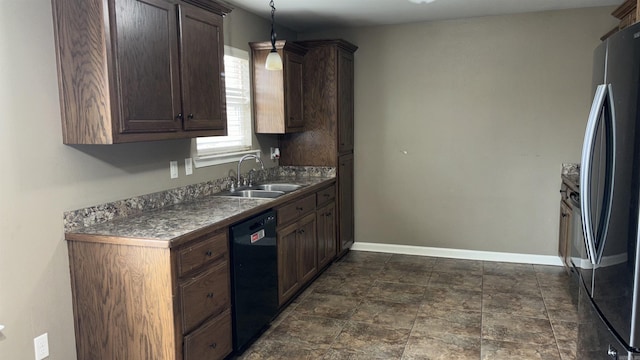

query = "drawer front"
(184, 310), (232, 360)
(316, 185), (336, 206)
(180, 260), (230, 334)
(277, 194), (316, 226)
(177, 232), (228, 277)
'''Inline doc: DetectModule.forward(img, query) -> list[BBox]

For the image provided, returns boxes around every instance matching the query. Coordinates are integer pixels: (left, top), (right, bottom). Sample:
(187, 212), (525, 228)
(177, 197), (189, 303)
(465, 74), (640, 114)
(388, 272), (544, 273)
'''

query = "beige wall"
(0, 2), (293, 359)
(300, 7), (617, 255)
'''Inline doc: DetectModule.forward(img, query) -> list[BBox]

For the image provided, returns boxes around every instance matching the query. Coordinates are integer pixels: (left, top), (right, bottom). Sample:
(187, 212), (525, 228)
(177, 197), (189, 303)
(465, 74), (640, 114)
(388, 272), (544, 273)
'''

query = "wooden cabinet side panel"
(559, 200), (572, 268)
(279, 46), (338, 166)
(52, 0), (114, 144)
(338, 153), (355, 255)
(68, 242), (177, 360)
(252, 48), (285, 134)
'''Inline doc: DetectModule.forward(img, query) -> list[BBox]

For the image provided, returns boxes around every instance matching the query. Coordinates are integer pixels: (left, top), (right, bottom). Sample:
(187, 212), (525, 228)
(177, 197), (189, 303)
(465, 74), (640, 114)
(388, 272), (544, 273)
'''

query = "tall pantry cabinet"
(279, 39), (358, 257)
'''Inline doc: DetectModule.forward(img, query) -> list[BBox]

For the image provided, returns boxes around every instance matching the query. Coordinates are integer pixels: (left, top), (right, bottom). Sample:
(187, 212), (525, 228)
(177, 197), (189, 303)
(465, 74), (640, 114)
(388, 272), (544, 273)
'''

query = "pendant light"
(265, 0), (283, 71)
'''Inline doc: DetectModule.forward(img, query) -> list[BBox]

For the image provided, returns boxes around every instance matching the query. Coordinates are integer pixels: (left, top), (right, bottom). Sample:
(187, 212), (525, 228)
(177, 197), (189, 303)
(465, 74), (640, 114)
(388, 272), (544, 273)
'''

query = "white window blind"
(194, 47), (255, 165)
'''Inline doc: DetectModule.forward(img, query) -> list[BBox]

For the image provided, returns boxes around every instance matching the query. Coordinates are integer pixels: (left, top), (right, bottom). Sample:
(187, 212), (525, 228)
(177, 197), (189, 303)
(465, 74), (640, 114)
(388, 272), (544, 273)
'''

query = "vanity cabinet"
(279, 40), (358, 257)
(52, 0), (231, 144)
(67, 229), (232, 360)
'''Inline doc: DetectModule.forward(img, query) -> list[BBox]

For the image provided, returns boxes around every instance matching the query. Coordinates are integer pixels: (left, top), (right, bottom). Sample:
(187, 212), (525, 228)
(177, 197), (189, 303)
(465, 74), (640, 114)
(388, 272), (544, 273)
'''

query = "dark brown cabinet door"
(277, 222), (300, 306)
(317, 202), (336, 270)
(337, 49), (354, 154)
(179, 4), (226, 131)
(114, 0), (182, 133)
(297, 213), (317, 285)
(338, 153), (354, 256)
(285, 52), (305, 131)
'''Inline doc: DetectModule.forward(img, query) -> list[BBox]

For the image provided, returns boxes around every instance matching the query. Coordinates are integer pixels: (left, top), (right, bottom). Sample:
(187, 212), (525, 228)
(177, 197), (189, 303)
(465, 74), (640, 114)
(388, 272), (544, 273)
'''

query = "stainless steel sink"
(253, 183), (303, 192)
(222, 190), (285, 198)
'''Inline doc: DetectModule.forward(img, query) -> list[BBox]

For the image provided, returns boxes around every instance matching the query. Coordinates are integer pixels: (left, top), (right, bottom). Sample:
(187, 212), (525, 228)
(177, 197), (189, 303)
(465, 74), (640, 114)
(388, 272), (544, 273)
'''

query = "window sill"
(194, 149), (262, 168)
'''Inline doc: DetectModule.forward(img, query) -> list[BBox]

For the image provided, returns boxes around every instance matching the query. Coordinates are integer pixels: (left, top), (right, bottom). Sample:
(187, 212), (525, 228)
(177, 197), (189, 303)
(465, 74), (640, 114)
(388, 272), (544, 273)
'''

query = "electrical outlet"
(170, 161), (178, 179)
(185, 158), (193, 175)
(34, 333), (49, 360)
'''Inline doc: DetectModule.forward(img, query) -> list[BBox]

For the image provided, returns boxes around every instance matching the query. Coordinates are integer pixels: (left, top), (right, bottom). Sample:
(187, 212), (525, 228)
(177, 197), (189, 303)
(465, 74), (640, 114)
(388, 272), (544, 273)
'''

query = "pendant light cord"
(270, 0), (277, 50)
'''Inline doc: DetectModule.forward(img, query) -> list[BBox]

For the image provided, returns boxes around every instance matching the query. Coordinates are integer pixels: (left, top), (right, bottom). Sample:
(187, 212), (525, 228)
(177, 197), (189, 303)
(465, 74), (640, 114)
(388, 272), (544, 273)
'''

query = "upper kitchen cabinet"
(279, 40), (358, 165)
(52, 0), (232, 144)
(250, 41), (308, 134)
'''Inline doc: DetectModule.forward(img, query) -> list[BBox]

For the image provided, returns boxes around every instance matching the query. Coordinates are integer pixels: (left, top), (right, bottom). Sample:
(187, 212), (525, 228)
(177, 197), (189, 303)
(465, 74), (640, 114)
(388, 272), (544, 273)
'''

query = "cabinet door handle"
(188, 113), (194, 119)
(206, 292), (214, 298)
(561, 213), (567, 218)
(209, 343), (217, 349)
(326, 212), (332, 216)
(300, 229), (305, 234)
(176, 113), (183, 120)
(205, 250), (213, 257)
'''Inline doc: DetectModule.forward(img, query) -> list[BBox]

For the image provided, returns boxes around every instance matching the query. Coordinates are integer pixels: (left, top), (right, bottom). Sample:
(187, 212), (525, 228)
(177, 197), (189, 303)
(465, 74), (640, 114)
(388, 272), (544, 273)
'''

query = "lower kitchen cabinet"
(277, 212), (317, 306)
(559, 200), (572, 269)
(274, 185), (345, 306)
(67, 229), (232, 360)
(317, 185), (337, 270)
(558, 178), (578, 270)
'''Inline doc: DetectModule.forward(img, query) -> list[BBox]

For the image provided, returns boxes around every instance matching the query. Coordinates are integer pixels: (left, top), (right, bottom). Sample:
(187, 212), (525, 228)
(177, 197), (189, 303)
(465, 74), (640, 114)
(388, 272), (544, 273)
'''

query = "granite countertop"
(562, 174), (580, 192)
(65, 176), (335, 248)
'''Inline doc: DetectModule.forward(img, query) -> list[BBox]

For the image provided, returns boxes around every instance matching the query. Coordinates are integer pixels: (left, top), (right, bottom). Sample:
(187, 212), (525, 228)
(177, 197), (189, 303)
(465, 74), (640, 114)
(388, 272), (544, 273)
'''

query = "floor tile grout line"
(535, 268), (566, 360)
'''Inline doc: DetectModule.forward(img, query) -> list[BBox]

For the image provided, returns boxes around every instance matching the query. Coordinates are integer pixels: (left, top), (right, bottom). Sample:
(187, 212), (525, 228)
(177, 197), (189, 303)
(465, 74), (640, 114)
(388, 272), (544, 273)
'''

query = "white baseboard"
(351, 242), (564, 266)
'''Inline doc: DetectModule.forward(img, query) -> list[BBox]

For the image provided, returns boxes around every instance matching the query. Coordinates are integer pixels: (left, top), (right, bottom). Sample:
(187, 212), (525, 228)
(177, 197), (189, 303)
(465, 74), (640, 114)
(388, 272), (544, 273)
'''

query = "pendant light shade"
(266, 0), (283, 71)
(265, 50), (283, 70)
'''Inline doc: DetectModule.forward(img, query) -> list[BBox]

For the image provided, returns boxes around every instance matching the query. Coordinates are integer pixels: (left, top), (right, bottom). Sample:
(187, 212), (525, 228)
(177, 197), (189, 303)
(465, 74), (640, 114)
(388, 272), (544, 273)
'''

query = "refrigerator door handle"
(594, 84), (616, 265)
(580, 84), (609, 265)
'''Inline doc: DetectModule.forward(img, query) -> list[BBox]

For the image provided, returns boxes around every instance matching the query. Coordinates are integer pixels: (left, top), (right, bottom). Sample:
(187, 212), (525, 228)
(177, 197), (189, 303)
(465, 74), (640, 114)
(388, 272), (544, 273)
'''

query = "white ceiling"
(223, 0), (622, 32)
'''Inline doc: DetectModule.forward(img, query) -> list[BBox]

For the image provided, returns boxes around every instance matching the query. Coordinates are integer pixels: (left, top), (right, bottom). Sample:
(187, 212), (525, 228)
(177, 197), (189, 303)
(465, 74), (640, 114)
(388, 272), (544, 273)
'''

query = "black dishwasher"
(230, 209), (278, 353)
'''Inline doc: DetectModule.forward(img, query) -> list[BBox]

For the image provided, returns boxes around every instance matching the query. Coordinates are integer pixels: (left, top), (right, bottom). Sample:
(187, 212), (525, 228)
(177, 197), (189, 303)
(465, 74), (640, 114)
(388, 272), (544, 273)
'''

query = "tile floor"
(237, 250), (578, 360)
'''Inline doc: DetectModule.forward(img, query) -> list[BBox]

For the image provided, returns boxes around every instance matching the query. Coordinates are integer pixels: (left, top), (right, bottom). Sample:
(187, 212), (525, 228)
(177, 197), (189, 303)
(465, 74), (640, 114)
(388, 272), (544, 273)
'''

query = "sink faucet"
(237, 154), (264, 189)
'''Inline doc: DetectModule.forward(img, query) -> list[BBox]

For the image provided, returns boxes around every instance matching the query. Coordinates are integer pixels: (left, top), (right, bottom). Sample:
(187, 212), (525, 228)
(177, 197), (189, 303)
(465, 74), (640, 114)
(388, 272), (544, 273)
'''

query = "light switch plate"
(185, 158), (193, 175)
(170, 161), (178, 179)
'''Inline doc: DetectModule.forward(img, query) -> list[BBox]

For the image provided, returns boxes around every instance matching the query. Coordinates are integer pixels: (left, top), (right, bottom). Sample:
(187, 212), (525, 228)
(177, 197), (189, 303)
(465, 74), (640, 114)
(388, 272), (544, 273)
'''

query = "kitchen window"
(193, 46), (258, 167)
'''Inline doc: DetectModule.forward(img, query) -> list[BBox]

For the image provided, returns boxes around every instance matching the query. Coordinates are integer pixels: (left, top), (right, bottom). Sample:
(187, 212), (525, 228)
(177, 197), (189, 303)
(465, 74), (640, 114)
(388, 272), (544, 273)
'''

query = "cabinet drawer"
(177, 232), (228, 277)
(277, 194), (316, 226)
(316, 185), (336, 206)
(180, 260), (230, 334)
(184, 309), (232, 360)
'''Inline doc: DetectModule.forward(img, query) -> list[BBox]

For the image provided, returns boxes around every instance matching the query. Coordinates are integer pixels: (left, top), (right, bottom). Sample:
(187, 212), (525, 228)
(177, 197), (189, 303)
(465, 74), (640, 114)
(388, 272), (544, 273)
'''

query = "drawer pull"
(326, 212), (332, 216)
(296, 206), (304, 211)
(209, 342), (217, 349)
(205, 250), (213, 257)
(206, 292), (214, 298)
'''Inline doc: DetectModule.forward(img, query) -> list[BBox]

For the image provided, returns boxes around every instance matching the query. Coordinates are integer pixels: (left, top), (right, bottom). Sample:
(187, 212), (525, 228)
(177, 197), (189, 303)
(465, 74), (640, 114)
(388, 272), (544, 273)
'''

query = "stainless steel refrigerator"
(577, 21), (640, 360)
